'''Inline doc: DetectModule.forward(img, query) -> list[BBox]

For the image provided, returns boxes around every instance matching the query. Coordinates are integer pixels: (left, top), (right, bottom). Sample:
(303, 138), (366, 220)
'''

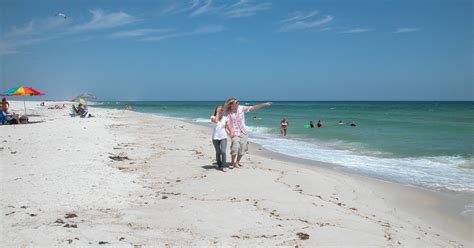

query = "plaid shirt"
(226, 105), (252, 136)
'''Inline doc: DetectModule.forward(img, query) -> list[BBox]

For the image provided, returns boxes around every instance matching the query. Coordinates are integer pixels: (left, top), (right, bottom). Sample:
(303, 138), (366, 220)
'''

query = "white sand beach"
(1, 101), (472, 247)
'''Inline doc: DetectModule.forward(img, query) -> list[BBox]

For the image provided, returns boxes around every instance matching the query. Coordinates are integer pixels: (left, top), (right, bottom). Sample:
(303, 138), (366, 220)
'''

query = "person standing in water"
(317, 120), (323, 128)
(211, 105), (230, 172)
(225, 97), (272, 168)
(280, 118), (289, 136)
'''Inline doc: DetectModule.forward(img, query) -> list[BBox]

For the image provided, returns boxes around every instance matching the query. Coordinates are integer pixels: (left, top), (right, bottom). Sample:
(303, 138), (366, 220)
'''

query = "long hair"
(224, 97), (238, 114)
(213, 105), (223, 121)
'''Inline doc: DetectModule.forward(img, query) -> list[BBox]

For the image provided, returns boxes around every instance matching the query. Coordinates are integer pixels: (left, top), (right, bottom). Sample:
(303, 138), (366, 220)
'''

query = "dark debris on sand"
(65, 213), (78, 219)
(109, 155), (130, 161)
(296, 232), (310, 240)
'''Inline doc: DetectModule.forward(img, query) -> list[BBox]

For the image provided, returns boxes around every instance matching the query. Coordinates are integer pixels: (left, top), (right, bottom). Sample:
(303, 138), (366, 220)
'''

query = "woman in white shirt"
(211, 105), (230, 172)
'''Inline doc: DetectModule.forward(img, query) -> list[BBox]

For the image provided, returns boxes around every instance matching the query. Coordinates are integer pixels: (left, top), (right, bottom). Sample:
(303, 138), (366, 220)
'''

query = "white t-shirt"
(211, 115), (228, 140)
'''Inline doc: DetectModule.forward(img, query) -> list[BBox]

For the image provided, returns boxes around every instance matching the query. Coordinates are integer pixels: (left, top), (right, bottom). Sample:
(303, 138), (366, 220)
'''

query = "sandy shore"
(1, 101), (472, 247)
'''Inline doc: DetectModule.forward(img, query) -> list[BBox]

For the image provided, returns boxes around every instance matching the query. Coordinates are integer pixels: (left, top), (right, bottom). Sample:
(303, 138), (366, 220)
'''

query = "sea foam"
(250, 131), (474, 192)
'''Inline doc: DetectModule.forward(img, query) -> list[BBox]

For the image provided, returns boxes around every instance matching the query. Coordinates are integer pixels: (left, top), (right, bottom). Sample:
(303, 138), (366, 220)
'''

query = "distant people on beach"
(350, 122), (357, 127)
(211, 105), (230, 172)
(280, 118), (289, 136)
(225, 97), (272, 169)
(338, 120), (346, 125)
(48, 104), (66, 110)
(40, 102), (45, 107)
(309, 121), (315, 128)
(125, 105), (133, 110)
(70, 103), (92, 118)
(317, 120), (323, 128)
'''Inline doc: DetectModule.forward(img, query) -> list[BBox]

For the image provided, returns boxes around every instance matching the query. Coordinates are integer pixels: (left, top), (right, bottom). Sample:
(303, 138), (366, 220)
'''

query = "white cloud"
(279, 15), (333, 32)
(162, 0), (269, 18)
(161, 0), (201, 15)
(190, 0), (214, 17)
(71, 9), (137, 32)
(278, 10), (319, 24)
(5, 21), (35, 38)
(340, 28), (371, 33)
(394, 27), (423, 33)
(1, 16), (69, 55)
(111, 28), (172, 37)
(141, 25), (225, 41)
(223, 2), (271, 18)
(1, 9), (138, 56)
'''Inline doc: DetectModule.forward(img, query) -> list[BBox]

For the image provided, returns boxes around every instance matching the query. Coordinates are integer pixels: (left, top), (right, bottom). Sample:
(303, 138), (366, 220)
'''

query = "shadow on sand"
(201, 164), (218, 170)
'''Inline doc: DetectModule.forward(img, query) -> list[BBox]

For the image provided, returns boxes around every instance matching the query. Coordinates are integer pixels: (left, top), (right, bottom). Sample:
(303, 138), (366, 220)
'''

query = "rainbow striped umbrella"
(71, 97), (87, 104)
(1, 86), (45, 115)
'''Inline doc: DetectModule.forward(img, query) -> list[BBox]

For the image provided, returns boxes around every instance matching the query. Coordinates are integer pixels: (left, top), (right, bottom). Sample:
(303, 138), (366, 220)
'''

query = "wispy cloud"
(1, 17), (69, 55)
(340, 28), (371, 34)
(223, 1), (271, 18)
(111, 28), (172, 37)
(190, 0), (214, 17)
(71, 9), (137, 32)
(0, 9), (139, 55)
(161, 0), (270, 18)
(161, 0), (201, 15)
(278, 10), (319, 24)
(278, 12), (333, 32)
(141, 25), (225, 42)
(394, 27), (423, 33)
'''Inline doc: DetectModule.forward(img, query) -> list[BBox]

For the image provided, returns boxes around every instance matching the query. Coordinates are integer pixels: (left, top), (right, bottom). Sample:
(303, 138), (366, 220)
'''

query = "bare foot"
(234, 164), (241, 168)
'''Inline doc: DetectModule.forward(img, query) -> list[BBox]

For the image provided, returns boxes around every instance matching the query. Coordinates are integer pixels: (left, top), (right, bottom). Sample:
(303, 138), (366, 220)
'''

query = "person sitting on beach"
(77, 103), (92, 118)
(0, 111), (20, 124)
(280, 118), (289, 136)
(317, 120), (323, 128)
(70, 105), (79, 116)
(40, 102), (45, 107)
(1, 98), (10, 113)
(225, 97), (272, 168)
(310, 121), (315, 128)
(0, 99), (21, 125)
(211, 105), (230, 172)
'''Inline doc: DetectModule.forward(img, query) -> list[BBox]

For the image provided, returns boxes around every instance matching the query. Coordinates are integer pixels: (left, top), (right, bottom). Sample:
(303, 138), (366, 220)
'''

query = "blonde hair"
(213, 105), (223, 121)
(224, 97), (238, 113)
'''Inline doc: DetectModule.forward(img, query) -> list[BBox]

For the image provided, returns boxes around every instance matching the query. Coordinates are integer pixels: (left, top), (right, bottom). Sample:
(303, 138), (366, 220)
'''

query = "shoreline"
(121, 107), (474, 243)
(255, 145), (474, 239)
(146, 110), (473, 193)
(1, 101), (472, 246)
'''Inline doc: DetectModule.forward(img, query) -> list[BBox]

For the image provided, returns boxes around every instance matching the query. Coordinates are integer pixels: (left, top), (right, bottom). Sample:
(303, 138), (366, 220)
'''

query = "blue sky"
(0, 0), (472, 101)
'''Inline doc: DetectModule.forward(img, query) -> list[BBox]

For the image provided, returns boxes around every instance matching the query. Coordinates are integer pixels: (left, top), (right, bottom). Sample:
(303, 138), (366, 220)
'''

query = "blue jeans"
(212, 139), (227, 167)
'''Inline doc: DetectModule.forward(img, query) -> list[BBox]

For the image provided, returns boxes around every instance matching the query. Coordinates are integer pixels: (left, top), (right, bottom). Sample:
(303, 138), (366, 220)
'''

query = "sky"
(0, 0), (472, 101)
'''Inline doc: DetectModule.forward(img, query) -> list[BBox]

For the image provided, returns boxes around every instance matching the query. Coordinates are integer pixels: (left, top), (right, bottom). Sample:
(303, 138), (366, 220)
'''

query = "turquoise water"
(96, 101), (474, 192)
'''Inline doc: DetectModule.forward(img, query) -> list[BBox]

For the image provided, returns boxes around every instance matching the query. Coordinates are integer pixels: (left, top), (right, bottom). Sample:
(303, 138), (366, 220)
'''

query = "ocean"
(96, 101), (474, 193)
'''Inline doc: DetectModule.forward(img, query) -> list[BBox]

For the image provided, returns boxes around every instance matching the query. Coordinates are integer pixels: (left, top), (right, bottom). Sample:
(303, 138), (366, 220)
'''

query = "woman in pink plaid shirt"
(224, 97), (272, 168)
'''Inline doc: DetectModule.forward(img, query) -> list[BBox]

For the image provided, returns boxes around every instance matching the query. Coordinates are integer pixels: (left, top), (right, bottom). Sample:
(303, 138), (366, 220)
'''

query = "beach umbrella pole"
(23, 96), (27, 115)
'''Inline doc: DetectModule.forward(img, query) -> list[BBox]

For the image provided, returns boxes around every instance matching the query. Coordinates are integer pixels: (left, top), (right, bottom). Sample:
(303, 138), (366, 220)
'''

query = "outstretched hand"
(265, 102), (273, 106)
